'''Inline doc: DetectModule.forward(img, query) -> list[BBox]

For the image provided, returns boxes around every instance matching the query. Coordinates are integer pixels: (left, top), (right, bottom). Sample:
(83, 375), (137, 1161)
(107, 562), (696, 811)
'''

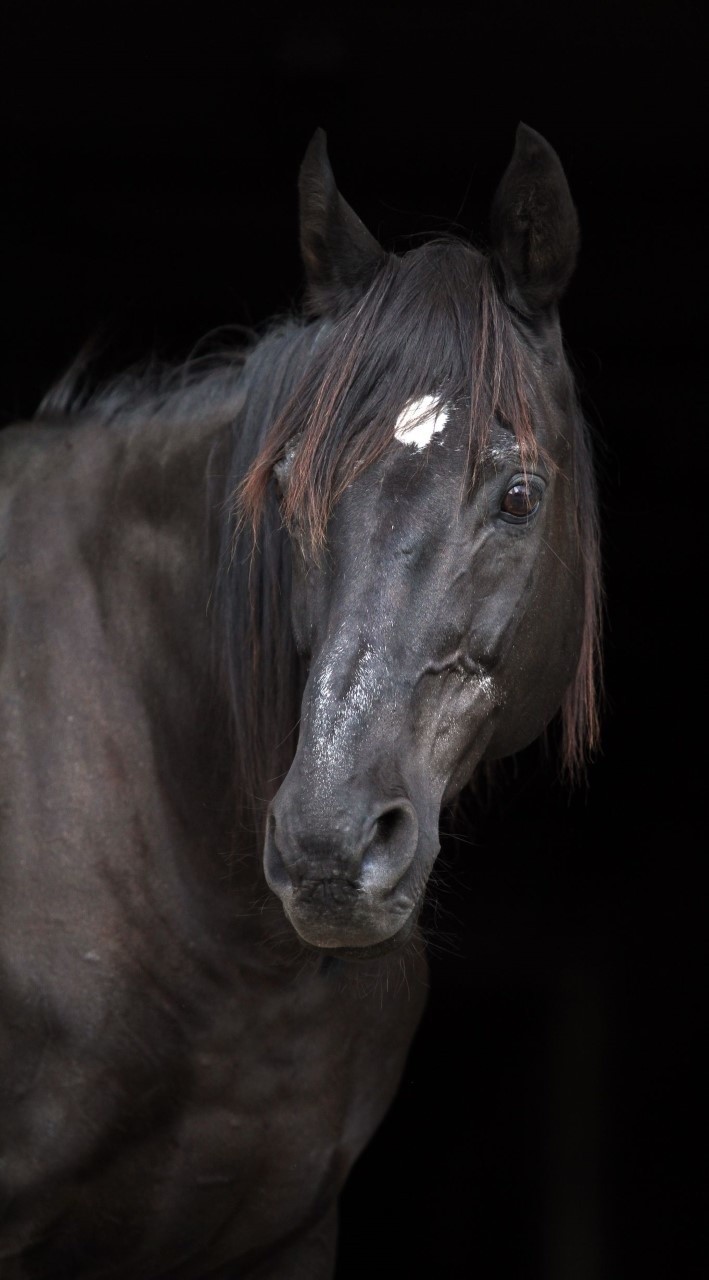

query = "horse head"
(246, 126), (599, 955)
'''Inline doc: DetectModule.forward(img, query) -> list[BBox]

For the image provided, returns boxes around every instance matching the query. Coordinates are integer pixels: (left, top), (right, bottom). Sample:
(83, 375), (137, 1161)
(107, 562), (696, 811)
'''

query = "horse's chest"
(163, 986), (377, 1213)
(0, 950), (424, 1277)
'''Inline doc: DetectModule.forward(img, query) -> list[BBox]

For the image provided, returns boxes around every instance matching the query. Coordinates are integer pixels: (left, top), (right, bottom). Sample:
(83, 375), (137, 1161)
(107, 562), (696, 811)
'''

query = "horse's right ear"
(298, 129), (386, 316)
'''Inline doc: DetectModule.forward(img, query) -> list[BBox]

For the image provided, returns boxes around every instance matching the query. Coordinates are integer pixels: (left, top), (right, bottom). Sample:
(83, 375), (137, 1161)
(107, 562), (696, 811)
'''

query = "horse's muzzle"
(263, 794), (420, 949)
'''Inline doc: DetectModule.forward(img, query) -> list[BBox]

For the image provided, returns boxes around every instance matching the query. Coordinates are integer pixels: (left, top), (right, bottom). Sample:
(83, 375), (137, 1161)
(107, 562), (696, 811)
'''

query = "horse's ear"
(490, 123), (579, 316)
(298, 128), (386, 316)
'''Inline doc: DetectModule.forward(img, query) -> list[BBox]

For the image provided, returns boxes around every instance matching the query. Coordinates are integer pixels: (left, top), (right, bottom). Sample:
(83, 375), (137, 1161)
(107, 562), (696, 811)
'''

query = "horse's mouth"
(299, 908), (420, 961)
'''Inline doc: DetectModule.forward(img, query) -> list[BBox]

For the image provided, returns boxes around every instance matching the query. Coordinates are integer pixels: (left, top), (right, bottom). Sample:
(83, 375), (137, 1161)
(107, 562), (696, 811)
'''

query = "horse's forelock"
(239, 243), (539, 540)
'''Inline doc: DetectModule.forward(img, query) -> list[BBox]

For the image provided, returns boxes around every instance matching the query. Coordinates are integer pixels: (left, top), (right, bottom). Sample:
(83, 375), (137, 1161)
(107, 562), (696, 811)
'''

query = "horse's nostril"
(263, 808), (294, 894)
(361, 802), (418, 894)
(376, 807), (405, 844)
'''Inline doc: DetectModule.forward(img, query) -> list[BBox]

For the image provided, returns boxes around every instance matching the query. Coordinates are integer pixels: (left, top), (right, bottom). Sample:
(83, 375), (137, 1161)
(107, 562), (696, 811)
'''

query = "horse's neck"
(97, 411), (238, 830)
(1, 405), (315, 994)
(93, 412), (220, 667)
(11, 409), (244, 883)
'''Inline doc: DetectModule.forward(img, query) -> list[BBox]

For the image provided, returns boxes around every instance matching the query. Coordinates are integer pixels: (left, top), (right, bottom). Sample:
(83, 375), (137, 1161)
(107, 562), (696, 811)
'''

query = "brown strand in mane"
(562, 402), (604, 779)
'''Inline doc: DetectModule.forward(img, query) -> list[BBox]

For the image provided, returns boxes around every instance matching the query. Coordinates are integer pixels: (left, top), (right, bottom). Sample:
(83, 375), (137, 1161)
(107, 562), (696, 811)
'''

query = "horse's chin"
(289, 907), (420, 960)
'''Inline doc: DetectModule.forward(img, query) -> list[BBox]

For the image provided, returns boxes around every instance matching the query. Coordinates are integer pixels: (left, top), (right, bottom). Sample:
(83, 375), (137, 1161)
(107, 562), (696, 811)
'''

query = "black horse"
(0, 125), (601, 1277)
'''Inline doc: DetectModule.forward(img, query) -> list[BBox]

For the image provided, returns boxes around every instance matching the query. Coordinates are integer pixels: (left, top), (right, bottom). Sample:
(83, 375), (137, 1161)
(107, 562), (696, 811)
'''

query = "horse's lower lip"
(301, 909), (420, 960)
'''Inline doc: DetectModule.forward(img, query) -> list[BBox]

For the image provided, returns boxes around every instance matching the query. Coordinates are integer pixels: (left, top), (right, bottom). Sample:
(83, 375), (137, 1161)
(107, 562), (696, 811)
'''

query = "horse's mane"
(35, 330), (253, 431)
(35, 234), (602, 845)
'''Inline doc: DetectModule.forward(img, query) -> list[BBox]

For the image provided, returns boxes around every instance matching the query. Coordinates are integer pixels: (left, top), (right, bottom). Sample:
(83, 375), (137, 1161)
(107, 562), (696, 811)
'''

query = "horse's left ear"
(298, 128), (387, 316)
(490, 123), (580, 316)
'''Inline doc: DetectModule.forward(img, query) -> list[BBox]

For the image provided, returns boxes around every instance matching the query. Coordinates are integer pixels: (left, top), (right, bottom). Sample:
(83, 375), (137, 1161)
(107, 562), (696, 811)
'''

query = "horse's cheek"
(483, 558), (584, 760)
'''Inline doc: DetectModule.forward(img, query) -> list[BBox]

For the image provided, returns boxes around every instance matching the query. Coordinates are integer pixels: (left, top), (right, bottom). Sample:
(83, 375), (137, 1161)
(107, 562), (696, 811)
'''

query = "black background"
(3, 2), (705, 1276)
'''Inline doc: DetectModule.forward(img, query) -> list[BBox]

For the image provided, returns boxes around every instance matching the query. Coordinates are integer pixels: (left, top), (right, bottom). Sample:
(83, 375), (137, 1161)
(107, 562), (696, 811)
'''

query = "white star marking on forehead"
(393, 395), (449, 450)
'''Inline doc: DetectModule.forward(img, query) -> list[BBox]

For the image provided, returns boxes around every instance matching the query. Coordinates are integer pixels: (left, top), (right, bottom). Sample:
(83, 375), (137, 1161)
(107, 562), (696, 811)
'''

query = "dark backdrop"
(3, 2), (705, 1277)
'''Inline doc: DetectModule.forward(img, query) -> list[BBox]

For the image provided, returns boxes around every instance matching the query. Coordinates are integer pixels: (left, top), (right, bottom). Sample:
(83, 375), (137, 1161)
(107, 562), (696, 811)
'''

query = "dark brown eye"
(500, 478), (544, 522)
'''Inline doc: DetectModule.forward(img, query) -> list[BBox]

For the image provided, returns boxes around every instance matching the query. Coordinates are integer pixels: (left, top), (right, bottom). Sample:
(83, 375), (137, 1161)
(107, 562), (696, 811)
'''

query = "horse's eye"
(273, 435), (302, 498)
(500, 478), (544, 523)
(273, 456), (291, 498)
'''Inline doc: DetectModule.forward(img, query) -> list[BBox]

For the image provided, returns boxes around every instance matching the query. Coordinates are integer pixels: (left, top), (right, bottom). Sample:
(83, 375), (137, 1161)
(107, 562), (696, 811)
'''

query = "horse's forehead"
(389, 396), (523, 468)
(334, 400), (539, 535)
(392, 395), (450, 450)
(331, 406), (525, 555)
